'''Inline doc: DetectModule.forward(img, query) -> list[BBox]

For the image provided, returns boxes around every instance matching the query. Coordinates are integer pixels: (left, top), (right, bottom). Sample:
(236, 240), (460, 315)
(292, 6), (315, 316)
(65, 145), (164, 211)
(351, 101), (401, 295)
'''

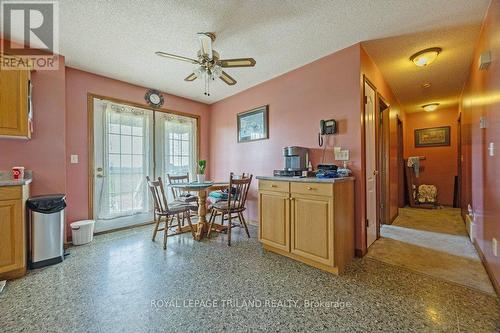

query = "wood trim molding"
(86, 92), (202, 221)
(472, 239), (500, 296)
(355, 248), (367, 258)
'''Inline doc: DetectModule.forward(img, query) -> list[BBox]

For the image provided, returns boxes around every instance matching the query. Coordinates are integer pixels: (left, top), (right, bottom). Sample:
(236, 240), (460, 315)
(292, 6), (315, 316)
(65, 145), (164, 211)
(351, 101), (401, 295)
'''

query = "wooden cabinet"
(0, 66), (31, 138)
(291, 194), (334, 266)
(258, 179), (354, 274)
(0, 185), (29, 280)
(259, 191), (290, 251)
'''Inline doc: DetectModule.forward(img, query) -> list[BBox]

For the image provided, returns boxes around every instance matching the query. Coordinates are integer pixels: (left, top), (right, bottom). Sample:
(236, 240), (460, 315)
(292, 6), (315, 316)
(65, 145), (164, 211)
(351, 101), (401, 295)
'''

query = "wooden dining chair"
(166, 173), (199, 204)
(207, 173), (253, 246)
(207, 172), (250, 226)
(146, 176), (196, 249)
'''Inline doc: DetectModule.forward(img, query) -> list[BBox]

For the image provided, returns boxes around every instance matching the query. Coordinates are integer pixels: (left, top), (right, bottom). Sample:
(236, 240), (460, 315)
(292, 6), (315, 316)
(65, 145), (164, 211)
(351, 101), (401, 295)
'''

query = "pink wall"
(65, 68), (211, 236)
(460, 0), (500, 292)
(404, 108), (458, 206)
(360, 47), (405, 223)
(209, 44), (365, 250)
(0, 56), (67, 197)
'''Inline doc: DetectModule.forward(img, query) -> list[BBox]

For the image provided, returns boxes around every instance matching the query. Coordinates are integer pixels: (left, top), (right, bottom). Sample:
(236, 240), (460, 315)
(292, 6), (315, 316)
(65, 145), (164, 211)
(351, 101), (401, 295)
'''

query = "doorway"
(378, 96), (390, 225)
(89, 96), (199, 232)
(397, 116), (406, 207)
(364, 79), (377, 248)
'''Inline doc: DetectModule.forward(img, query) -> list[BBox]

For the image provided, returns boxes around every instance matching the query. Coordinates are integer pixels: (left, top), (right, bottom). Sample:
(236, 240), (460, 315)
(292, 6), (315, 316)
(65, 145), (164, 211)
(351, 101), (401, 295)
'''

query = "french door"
(92, 98), (197, 232)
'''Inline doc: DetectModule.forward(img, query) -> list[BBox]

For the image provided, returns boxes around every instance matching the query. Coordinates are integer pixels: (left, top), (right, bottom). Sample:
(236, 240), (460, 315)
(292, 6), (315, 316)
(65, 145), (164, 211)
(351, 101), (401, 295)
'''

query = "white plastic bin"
(71, 220), (95, 245)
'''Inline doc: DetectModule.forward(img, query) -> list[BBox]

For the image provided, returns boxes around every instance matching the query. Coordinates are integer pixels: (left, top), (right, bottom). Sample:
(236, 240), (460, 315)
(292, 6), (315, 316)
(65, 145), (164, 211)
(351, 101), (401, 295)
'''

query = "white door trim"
(364, 80), (378, 249)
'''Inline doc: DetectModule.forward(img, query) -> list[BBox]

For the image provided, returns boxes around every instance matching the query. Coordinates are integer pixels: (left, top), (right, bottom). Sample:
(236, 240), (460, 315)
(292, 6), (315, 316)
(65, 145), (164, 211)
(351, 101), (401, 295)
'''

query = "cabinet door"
(291, 194), (334, 266)
(0, 199), (25, 274)
(259, 191), (290, 251)
(0, 68), (29, 138)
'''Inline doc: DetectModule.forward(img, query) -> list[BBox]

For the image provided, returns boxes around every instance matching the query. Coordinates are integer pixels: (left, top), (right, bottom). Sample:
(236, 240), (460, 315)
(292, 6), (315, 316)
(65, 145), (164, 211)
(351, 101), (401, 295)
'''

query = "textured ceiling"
(362, 24), (483, 113)
(4, 0), (490, 104)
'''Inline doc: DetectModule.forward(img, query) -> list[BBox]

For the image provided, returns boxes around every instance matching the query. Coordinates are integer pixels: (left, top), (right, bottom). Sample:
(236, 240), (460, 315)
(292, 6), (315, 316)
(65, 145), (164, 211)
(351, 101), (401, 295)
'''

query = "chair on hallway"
(146, 176), (196, 250)
(207, 173), (253, 246)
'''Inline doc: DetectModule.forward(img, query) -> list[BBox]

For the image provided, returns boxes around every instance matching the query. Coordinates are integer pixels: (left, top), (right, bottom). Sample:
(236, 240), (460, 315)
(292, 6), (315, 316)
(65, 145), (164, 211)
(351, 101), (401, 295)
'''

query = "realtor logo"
(1, 1), (59, 70)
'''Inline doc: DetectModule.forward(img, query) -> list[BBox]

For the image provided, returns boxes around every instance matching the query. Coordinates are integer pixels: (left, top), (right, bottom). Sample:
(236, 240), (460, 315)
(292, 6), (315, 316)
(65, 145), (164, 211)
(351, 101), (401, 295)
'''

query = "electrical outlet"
(70, 155), (79, 164)
(493, 238), (498, 257)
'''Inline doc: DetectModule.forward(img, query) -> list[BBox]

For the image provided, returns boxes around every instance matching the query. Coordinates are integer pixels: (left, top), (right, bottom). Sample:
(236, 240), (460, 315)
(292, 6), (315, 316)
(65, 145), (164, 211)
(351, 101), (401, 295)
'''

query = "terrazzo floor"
(367, 207), (495, 295)
(1, 224), (499, 332)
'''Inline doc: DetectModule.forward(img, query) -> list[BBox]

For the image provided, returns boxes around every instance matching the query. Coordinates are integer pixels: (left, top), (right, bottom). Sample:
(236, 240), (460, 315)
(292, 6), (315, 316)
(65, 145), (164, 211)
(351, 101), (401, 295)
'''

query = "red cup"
(12, 167), (25, 180)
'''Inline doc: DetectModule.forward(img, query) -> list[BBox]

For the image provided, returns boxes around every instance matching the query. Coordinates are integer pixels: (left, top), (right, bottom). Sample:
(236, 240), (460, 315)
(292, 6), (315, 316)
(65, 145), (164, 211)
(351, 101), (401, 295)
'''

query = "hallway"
(367, 208), (495, 295)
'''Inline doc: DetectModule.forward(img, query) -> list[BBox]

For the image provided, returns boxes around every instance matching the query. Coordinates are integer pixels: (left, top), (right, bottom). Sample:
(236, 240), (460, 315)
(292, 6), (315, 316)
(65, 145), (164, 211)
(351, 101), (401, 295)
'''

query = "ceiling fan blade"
(219, 58), (256, 68)
(155, 51), (199, 64)
(184, 73), (197, 82)
(197, 32), (213, 60)
(219, 71), (237, 85)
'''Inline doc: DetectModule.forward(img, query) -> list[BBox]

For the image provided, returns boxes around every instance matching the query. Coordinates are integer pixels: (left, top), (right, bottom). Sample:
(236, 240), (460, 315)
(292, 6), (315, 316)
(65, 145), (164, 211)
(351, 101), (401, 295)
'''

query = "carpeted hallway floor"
(367, 207), (495, 295)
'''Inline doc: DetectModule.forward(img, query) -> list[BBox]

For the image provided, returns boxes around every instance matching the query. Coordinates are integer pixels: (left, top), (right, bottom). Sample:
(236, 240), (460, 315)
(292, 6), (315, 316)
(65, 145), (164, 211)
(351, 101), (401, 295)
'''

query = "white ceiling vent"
(479, 51), (491, 70)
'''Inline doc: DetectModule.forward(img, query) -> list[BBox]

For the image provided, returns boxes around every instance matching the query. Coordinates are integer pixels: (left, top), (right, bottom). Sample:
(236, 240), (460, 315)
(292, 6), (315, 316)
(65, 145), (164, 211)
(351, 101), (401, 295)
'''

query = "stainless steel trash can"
(27, 194), (66, 269)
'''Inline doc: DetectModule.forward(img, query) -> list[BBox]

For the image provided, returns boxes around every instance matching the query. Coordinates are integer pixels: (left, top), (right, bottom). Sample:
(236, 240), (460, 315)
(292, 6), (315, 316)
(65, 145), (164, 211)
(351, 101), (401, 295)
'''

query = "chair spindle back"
(146, 176), (169, 214)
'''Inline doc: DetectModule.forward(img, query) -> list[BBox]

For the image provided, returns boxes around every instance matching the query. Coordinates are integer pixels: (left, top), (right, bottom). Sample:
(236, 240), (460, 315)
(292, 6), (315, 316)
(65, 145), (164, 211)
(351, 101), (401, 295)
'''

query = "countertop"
(0, 170), (32, 186)
(256, 176), (354, 183)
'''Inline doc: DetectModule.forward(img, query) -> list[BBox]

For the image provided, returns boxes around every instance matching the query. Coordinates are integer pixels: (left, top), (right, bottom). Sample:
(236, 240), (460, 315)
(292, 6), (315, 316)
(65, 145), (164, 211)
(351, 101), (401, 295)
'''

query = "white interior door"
(364, 82), (378, 248)
(93, 98), (154, 232)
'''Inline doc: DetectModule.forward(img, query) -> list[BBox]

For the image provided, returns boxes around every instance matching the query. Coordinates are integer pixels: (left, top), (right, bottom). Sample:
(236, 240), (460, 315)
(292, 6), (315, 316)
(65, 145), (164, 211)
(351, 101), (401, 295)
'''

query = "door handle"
(96, 167), (105, 178)
(373, 170), (379, 176)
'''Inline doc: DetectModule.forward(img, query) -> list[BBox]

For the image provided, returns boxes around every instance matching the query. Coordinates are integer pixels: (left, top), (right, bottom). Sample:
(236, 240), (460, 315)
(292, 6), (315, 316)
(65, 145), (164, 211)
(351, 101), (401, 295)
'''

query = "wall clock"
(145, 89), (164, 108)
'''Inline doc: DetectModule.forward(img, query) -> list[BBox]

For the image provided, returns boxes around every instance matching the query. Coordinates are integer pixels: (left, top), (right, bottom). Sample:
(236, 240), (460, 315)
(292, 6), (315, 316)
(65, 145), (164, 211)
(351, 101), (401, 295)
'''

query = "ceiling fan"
(155, 32), (256, 96)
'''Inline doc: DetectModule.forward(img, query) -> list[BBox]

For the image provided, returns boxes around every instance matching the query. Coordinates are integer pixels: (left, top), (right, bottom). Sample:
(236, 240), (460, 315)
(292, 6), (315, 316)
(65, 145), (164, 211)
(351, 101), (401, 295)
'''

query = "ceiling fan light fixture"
(212, 65), (223, 77)
(410, 47), (442, 67)
(422, 103), (439, 112)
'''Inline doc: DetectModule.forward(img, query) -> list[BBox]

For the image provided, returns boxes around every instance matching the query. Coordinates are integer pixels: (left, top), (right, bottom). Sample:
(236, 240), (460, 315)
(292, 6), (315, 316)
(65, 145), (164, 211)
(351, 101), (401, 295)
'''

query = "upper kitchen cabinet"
(0, 66), (31, 139)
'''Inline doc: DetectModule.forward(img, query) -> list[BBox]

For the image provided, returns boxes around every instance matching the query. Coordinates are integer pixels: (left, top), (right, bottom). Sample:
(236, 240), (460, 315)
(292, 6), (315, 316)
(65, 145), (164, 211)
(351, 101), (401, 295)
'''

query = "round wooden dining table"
(168, 181), (228, 241)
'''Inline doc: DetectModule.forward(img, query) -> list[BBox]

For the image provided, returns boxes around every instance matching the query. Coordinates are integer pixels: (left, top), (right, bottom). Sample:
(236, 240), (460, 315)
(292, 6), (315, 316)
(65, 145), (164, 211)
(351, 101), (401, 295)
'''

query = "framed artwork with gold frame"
(414, 126), (450, 147)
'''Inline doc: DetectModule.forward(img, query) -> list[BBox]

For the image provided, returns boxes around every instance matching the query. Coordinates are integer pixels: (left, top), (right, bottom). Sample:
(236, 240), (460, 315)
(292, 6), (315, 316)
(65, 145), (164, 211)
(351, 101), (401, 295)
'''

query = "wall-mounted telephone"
(318, 119), (337, 146)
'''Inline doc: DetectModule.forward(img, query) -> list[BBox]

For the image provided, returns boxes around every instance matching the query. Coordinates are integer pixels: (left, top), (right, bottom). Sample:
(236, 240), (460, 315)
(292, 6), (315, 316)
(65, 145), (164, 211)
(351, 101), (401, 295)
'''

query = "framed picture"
(237, 105), (269, 143)
(414, 126), (450, 147)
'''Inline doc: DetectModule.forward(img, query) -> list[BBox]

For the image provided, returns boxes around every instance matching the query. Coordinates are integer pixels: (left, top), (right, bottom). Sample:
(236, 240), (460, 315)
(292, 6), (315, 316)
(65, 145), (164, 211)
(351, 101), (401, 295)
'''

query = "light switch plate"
(71, 155), (79, 164)
(493, 238), (498, 257)
(480, 116), (487, 129)
(488, 142), (495, 157)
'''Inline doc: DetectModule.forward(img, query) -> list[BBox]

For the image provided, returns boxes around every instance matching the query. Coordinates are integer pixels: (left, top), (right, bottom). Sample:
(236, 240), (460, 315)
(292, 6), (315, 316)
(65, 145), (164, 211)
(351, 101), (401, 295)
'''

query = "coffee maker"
(274, 146), (309, 177)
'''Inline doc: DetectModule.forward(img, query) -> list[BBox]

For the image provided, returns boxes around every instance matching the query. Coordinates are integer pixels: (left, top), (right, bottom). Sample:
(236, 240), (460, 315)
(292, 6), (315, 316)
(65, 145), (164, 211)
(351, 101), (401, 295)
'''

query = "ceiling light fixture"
(422, 103), (439, 112)
(410, 47), (442, 67)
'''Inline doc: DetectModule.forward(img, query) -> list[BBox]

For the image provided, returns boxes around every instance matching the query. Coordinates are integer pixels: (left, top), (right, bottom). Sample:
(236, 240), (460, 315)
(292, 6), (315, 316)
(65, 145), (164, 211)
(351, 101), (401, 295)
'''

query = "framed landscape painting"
(237, 105), (269, 143)
(414, 126), (450, 147)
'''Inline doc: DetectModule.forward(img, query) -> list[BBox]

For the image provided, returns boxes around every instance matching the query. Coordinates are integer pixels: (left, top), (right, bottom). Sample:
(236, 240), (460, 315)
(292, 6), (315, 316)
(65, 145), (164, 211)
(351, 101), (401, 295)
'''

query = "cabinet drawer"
(291, 182), (333, 197)
(0, 186), (22, 200)
(259, 180), (289, 193)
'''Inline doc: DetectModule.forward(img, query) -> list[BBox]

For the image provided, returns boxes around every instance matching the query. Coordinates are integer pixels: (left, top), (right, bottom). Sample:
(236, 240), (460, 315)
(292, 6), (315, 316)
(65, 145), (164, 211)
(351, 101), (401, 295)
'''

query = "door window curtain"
(156, 113), (198, 182)
(97, 103), (152, 220)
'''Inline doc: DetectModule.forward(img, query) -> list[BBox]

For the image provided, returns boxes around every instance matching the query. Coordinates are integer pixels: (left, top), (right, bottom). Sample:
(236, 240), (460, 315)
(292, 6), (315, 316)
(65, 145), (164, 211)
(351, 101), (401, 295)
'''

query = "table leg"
(194, 190), (207, 240)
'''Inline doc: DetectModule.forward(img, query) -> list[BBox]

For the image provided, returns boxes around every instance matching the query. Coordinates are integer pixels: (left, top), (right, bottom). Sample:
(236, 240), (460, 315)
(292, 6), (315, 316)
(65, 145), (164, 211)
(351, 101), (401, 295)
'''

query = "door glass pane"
(163, 114), (197, 179)
(97, 105), (151, 221)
